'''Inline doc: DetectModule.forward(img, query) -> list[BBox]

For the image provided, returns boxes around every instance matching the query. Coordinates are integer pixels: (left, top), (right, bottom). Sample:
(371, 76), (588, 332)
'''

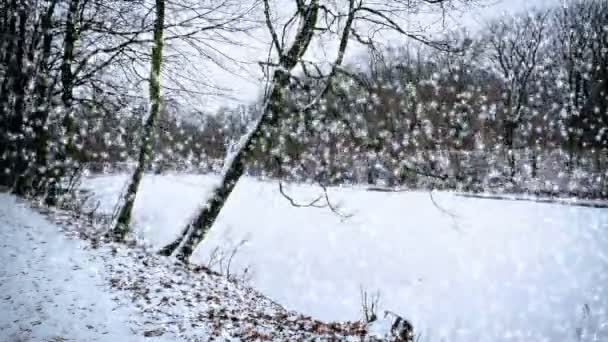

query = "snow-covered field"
(81, 173), (608, 341)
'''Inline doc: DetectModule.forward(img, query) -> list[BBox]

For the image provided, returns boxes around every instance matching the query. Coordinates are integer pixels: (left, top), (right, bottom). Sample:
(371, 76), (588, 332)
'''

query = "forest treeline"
(0, 0), (606, 203)
(102, 1), (608, 198)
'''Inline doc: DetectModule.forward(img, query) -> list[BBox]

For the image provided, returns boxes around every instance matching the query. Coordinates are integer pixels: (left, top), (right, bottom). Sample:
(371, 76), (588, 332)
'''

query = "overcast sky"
(467, 0), (561, 26)
(176, 0), (562, 112)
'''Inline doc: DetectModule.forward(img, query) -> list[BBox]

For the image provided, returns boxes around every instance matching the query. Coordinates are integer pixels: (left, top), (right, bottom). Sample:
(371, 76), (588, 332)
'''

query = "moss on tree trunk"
(112, 0), (165, 242)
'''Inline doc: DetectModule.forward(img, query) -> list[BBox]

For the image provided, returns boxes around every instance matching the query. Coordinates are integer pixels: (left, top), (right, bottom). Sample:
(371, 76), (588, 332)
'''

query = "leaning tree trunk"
(112, 0), (165, 242)
(160, 0), (321, 262)
(158, 73), (289, 260)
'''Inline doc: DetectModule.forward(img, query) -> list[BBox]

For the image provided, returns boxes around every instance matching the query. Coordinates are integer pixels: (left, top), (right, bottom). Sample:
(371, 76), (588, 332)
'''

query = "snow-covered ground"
(1, 192), (387, 341)
(0, 194), (140, 341)
(81, 173), (608, 341)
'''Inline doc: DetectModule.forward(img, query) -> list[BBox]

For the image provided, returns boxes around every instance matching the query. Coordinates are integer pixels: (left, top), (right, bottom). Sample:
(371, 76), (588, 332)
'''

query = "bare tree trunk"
(505, 119), (516, 180)
(112, 0), (165, 242)
(11, 3), (34, 196)
(13, 0), (58, 196)
(26, 0), (57, 195)
(6, 2), (29, 194)
(159, 70), (290, 260)
(0, 0), (19, 188)
(160, 0), (323, 262)
(45, 0), (80, 204)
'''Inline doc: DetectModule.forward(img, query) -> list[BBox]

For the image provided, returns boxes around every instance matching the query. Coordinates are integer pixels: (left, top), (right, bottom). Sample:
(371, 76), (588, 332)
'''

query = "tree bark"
(160, 0), (321, 262)
(13, 0), (58, 196)
(159, 71), (290, 260)
(60, 0), (80, 163)
(4, 1), (28, 193)
(23, 0), (58, 195)
(45, 0), (80, 204)
(0, 0), (19, 188)
(11, 2), (33, 196)
(112, 0), (165, 242)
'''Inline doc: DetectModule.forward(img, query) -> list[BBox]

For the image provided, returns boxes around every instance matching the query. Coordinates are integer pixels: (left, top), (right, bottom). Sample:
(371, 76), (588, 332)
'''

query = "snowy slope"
(0, 192), (391, 341)
(0, 193), (140, 341)
(83, 174), (608, 341)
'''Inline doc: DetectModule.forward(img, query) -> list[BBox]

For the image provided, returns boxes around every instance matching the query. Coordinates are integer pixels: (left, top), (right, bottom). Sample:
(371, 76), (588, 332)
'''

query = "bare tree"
(553, 0), (608, 169)
(111, 0), (166, 242)
(160, 0), (478, 262)
(485, 11), (548, 179)
(110, 0), (259, 241)
(11, 0), (59, 196)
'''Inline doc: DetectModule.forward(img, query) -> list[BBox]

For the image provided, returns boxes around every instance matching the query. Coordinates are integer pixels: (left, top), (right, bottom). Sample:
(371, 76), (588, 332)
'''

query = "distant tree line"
(11, 0), (601, 199)
(1, 0), (606, 202)
(210, 0), (608, 198)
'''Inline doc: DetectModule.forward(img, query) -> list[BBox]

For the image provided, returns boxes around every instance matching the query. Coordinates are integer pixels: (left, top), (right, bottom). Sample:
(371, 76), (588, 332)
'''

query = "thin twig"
(317, 182), (353, 219)
(278, 181), (325, 208)
(429, 190), (459, 220)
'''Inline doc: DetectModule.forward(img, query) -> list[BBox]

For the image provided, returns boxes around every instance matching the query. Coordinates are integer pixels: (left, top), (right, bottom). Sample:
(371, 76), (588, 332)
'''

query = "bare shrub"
(206, 238), (252, 283)
(360, 286), (381, 323)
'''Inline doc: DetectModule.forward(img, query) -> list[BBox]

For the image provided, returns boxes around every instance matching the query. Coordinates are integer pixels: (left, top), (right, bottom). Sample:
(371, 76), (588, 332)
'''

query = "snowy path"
(0, 194), (139, 341)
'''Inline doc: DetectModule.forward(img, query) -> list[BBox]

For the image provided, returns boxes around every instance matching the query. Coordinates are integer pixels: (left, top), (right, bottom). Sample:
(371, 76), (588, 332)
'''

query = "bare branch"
(278, 180), (325, 208)
(263, 0), (283, 56)
(429, 190), (459, 220)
